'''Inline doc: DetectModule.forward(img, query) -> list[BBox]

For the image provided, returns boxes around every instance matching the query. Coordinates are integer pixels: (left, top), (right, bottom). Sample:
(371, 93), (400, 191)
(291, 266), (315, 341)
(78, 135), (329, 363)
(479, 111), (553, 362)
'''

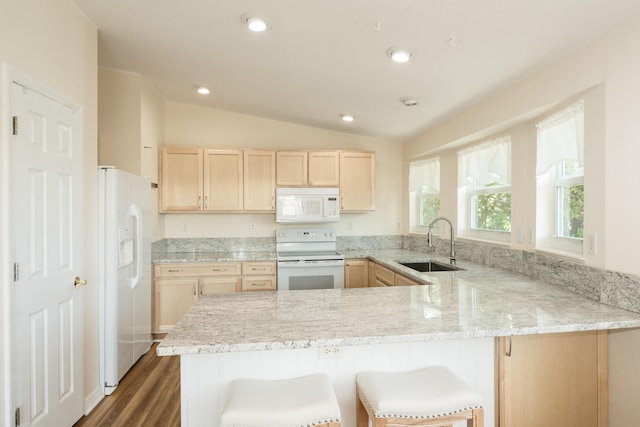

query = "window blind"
(536, 101), (584, 176)
(409, 157), (440, 193)
(458, 136), (511, 188)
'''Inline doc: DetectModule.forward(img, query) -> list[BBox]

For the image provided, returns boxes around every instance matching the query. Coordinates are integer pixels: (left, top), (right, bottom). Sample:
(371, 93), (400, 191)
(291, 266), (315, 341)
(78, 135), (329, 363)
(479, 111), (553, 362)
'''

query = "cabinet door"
(308, 151), (340, 186)
(368, 261), (376, 288)
(200, 277), (241, 294)
(153, 278), (198, 332)
(276, 151), (308, 186)
(497, 331), (607, 427)
(345, 259), (369, 288)
(160, 147), (203, 212)
(244, 150), (276, 211)
(203, 149), (243, 211)
(340, 151), (375, 211)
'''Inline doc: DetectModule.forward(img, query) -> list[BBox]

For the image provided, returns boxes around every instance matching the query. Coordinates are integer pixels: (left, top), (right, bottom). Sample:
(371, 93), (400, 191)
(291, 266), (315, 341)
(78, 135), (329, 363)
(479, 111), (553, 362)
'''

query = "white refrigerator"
(98, 167), (152, 395)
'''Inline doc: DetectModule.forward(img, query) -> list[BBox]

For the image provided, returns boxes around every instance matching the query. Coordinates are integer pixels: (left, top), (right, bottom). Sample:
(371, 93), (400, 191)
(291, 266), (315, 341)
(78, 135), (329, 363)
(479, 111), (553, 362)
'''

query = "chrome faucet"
(427, 217), (456, 264)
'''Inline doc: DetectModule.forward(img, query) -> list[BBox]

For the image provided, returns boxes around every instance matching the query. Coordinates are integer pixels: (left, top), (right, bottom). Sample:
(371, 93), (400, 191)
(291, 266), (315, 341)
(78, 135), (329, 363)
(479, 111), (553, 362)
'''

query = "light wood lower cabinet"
(496, 331), (608, 427)
(394, 274), (420, 286)
(153, 261), (275, 332)
(345, 259), (369, 288)
(241, 261), (276, 291)
(373, 263), (394, 287)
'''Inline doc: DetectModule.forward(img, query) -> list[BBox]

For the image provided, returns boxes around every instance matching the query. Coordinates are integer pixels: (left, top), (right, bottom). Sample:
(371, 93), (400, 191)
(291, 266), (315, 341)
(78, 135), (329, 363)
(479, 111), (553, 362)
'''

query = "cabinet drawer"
(241, 277), (276, 291)
(394, 274), (419, 287)
(242, 261), (276, 276)
(154, 262), (242, 278)
(375, 264), (394, 287)
(200, 277), (241, 294)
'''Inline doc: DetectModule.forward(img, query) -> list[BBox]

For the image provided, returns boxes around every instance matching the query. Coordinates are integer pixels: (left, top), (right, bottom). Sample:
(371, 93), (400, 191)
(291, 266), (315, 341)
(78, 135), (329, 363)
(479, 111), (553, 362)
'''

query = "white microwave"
(275, 187), (340, 223)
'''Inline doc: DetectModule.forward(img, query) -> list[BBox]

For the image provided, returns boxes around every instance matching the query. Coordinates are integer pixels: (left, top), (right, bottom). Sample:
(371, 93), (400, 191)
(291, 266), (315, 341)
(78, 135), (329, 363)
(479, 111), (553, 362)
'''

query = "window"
(409, 158), (440, 230)
(555, 160), (584, 239)
(536, 101), (584, 254)
(458, 136), (511, 241)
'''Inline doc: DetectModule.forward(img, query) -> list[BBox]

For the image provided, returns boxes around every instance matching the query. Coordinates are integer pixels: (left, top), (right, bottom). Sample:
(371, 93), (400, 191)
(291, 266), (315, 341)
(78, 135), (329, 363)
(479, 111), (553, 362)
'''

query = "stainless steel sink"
(397, 261), (463, 272)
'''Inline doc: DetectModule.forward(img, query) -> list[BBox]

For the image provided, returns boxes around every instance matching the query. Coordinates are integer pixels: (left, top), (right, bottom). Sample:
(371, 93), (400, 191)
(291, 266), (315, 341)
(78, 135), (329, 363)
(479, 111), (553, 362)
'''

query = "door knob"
(74, 276), (87, 287)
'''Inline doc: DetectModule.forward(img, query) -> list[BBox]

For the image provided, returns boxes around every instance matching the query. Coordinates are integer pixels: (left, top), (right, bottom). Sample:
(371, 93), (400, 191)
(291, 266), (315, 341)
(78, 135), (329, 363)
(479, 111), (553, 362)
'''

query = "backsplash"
(153, 234), (640, 314)
(152, 237), (275, 255)
(407, 235), (640, 315)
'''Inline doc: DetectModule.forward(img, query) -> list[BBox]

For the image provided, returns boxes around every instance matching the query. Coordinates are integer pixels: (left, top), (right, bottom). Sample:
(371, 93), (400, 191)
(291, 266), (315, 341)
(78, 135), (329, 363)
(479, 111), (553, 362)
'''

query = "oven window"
(289, 275), (335, 291)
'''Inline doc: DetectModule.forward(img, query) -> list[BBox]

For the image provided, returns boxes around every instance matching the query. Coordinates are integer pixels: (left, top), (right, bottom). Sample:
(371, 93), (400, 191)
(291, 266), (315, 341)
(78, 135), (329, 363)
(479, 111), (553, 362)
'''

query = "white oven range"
(276, 228), (345, 291)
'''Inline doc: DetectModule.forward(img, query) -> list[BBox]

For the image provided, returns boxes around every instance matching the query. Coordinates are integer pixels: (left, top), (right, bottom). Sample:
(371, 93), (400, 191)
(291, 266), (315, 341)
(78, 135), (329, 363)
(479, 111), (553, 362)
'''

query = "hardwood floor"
(74, 343), (180, 427)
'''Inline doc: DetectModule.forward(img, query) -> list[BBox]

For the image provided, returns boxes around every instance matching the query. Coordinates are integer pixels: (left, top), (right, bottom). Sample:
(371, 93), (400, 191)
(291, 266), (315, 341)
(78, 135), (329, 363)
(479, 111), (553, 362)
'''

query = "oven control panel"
(276, 228), (336, 243)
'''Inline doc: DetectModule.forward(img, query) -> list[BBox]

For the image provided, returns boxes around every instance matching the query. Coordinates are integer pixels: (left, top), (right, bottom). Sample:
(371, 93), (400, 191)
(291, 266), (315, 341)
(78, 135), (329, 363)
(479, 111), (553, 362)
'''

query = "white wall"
(162, 101), (403, 238)
(0, 0), (98, 424)
(403, 17), (640, 427)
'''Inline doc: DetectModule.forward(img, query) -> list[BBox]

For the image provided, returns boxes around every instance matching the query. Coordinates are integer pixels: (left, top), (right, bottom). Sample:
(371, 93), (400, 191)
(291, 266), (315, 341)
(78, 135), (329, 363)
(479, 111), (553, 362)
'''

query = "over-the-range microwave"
(275, 187), (340, 223)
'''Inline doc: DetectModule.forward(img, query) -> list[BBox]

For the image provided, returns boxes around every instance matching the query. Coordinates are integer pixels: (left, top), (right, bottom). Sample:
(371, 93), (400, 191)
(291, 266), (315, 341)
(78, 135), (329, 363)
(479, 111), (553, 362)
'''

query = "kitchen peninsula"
(157, 255), (640, 427)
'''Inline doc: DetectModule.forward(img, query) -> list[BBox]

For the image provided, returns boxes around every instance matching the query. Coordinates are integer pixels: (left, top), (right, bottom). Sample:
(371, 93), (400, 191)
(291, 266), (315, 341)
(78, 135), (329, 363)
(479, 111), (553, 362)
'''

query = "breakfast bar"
(157, 259), (640, 427)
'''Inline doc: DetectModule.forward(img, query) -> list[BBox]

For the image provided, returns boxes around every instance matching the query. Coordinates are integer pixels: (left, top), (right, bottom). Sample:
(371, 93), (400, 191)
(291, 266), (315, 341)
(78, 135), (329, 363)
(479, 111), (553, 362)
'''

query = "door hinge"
(12, 116), (18, 135)
(13, 263), (19, 282)
(15, 407), (20, 427)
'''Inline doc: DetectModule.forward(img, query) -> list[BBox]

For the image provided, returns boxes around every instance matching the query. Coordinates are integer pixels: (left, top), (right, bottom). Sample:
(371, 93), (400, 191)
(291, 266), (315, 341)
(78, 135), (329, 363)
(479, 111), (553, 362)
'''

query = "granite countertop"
(157, 250), (640, 356)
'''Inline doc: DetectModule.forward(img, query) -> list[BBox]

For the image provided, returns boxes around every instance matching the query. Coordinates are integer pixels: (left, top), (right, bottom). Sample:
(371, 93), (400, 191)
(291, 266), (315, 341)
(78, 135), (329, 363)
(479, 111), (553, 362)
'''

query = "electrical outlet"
(587, 234), (597, 255)
(318, 347), (343, 359)
(250, 223), (256, 232)
(182, 223), (188, 233)
(347, 222), (353, 231)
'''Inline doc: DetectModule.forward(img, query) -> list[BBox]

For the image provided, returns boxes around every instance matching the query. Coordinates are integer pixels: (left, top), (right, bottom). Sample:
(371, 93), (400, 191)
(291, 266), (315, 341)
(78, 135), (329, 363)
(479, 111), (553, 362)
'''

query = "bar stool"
(220, 373), (341, 427)
(356, 366), (483, 427)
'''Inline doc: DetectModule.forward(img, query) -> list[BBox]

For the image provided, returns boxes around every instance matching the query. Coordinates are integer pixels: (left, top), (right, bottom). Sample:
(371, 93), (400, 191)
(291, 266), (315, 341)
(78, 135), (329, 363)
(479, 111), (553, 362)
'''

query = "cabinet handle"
(271, 196), (275, 210)
(211, 268), (223, 272)
(506, 336), (512, 357)
(205, 195), (209, 210)
(252, 282), (266, 287)
(252, 268), (267, 271)
(193, 281), (197, 296)
(341, 196), (344, 210)
(167, 269), (183, 273)
(198, 195), (202, 209)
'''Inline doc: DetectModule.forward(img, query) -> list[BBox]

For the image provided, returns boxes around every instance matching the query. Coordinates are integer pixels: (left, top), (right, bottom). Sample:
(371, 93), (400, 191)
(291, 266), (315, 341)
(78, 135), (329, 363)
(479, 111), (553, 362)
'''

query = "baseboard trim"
(83, 385), (104, 416)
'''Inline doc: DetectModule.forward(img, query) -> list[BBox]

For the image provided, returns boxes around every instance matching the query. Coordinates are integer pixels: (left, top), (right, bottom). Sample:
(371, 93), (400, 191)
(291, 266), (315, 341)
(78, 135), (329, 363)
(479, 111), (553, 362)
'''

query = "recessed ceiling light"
(244, 16), (268, 32)
(197, 86), (210, 95)
(386, 48), (412, 63)
(340, 114), (355, 122)
(400, 97), (419, 107)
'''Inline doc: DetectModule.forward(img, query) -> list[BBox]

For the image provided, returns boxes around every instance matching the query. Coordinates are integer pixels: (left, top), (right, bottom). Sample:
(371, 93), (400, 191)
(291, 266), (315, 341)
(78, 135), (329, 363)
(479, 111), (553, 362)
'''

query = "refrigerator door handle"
(127, 204), (143, 290)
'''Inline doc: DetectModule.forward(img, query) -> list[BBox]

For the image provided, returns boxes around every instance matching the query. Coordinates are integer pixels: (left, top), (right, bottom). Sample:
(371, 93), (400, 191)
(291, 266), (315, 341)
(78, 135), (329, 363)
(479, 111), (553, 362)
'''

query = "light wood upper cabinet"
(496, 331), (607, 427)
(244, 150), (276, 211)
(308, 151), (340, 186)
(160, 147), (243, 212)
(160, 147), (203, 211)
(340, 151), (375, 211)
(203, 149), (243, 211)
(276, 150), (340, 186)
(276, 151), (308, 186)
(160, 147), (374, 213)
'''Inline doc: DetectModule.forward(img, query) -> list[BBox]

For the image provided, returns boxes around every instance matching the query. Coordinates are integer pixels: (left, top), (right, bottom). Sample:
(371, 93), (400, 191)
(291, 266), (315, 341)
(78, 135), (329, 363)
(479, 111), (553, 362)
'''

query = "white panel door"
(11, 82), (84, 427)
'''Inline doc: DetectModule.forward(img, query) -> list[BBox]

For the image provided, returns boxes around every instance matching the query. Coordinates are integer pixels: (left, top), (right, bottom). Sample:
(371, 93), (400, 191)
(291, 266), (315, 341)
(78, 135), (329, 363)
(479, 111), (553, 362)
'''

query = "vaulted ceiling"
(73, 0), (640, 141)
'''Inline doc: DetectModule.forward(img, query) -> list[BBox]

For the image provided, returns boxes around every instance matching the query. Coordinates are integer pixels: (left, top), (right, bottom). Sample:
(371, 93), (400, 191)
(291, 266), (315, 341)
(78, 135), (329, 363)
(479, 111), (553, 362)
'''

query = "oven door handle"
(277, 260), (345, 268)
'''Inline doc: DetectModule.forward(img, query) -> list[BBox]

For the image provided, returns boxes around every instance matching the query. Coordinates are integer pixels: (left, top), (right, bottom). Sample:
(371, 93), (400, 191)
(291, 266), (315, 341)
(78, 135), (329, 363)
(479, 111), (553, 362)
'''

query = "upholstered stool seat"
(220, 373), (341, 427)
(356, 366), (483, 427)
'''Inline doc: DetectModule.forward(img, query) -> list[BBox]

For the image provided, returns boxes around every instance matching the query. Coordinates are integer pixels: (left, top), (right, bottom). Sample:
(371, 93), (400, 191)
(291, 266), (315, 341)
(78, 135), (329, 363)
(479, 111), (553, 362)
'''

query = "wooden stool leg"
(468, 408), (484, 427)
(356, 387), (369, 427)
